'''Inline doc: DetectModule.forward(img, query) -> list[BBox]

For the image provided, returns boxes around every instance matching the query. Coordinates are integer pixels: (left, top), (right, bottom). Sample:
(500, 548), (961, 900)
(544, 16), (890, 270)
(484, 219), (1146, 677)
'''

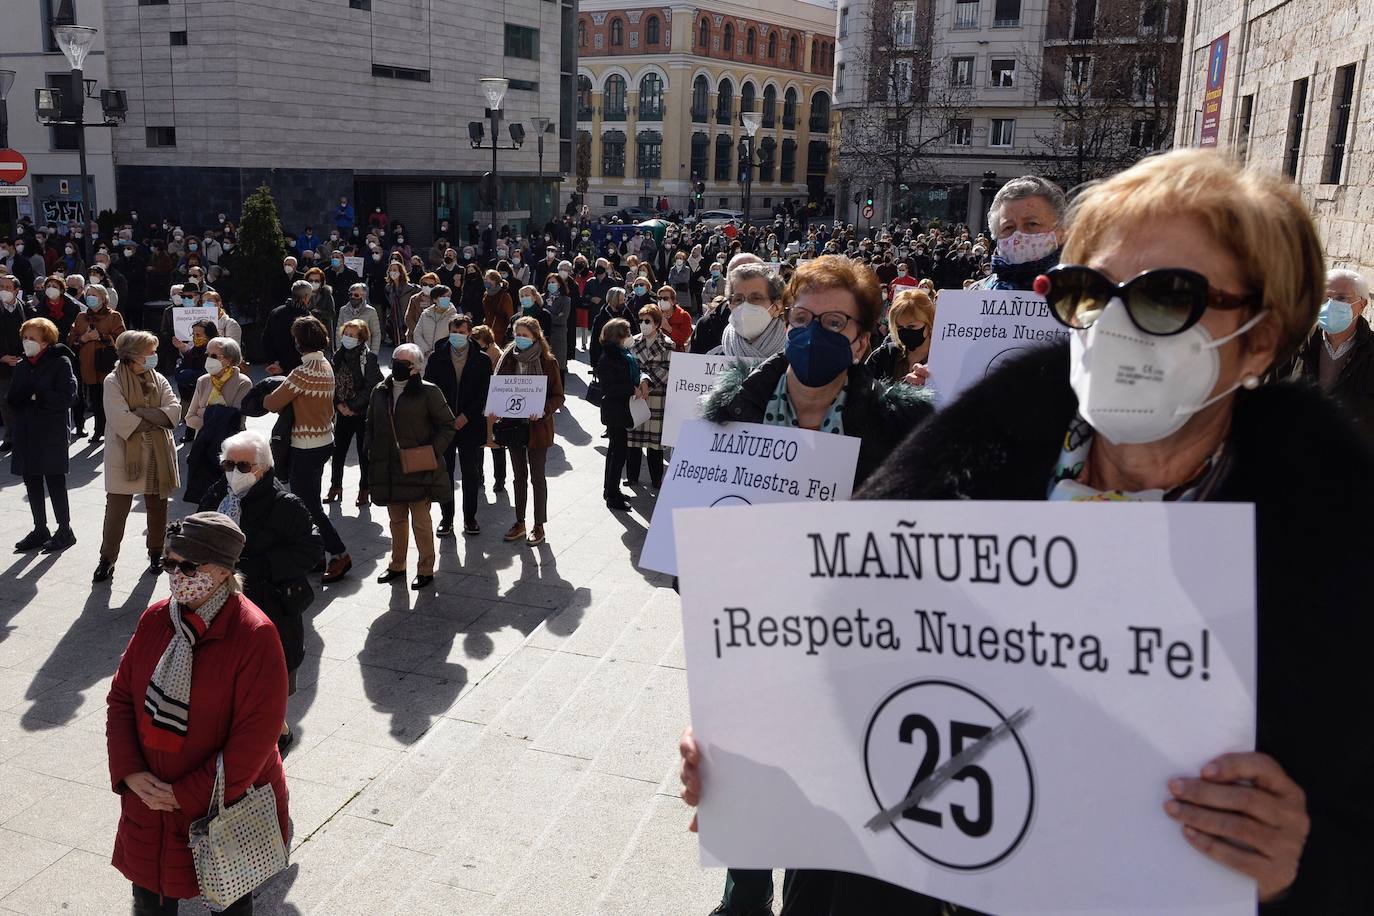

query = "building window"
(768, 32), (777, 58)
(348, 0), (370, 8)
(891, 60), (912, 101)
(136, 0), (168, 6)
(508, 78), (538, 92)
(1134, 58), (1158, 102)
(955, 0), (979, 30)
(610, 18), (623, 47)
(505, 24), (538, 59)
(837, 63), (846, 96)
(170, 31), (187, 45)
(810, 41), (819, 69)
(578, 20), (586, 48)
(759, 138), (776, 182)
(789, 35), (798, 64)
(763, 85), (777, 127)
(1237, 93), (1255, 162)
(602, 131), (626, 176)
(42, 0), (77, 53)
(1324, 64), (1357, 184)
(604, 75), (627, 120)
(1067, 55), (1092, 97)
(692, 76), (710, 122)
(994, 0), (1020, 26)
(808, 91), (830, 132)
(45, 75), (78, 150)
(639, 74), (664, 120)
(1284, 77), (1308, 179)
(783, 88), (798, 129)
(637, 130), (662, 178)
(747, 28), (756, 55)
(145, 126), (177, 147)
(372, 64), (430, 81)
(990, 59), (1016, 87)
(781, 139), (797, 182)
(699, 19), (710, 50)
(723, 23), (734, 55)
(806, 140), (830, 178)
(951, 56), (974, 88)
(691, 133), (710, 181)
(1140, 0), (1164, 31)
(839, 7), (848, 38)
(717, 79), (734, 125)
(894, 8), (915, 47)
(577, 75), (593, 119)
(1129, 118), (1158, 150)
(715, 134), (733, 180)
(950, 118), (972, 146)
(741, 82), (756, 113)
(990, 118), (1015, 147)
(646, 15), (659, 45)
(1072, 0), (1096, 40)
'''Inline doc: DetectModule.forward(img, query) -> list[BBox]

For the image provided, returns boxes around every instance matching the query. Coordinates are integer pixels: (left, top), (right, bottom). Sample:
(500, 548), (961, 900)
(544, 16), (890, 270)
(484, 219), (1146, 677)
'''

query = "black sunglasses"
(220, 459), (253, 473)
(161, 557), (203, 574)
(1036, 265), (1257, 337)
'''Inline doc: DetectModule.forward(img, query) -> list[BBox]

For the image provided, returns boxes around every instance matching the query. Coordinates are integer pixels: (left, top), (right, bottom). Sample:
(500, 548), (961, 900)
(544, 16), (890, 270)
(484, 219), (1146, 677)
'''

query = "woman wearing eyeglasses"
(707, 261), (789, 361)
(683, 151), (1366, 912)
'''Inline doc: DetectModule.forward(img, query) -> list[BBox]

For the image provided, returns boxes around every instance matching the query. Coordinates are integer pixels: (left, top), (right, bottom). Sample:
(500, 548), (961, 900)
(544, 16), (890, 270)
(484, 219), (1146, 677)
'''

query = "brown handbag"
(388, 402), (439, 474)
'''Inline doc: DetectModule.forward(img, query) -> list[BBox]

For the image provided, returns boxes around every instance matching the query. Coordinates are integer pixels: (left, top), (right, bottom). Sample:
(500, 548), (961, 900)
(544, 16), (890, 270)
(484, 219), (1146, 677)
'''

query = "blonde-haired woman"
(489, 316), (564, 544)
(383, 257), (419, 346)
(866, 288), (935, 386)
(95, 330), (181, 583)
(202, 289), (243, 346)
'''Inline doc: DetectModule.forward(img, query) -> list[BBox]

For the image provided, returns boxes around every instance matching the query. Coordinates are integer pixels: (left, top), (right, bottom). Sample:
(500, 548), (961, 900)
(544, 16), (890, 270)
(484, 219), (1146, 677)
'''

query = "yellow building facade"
(575, 1), (838, 217)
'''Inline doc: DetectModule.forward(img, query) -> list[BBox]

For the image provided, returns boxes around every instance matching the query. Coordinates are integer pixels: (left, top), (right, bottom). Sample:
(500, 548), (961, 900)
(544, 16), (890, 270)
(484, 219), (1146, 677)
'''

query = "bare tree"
(838, 0), (973, 219)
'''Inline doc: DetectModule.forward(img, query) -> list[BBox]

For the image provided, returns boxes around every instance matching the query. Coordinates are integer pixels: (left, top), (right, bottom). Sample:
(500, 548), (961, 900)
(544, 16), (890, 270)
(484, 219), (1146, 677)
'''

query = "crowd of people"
(0, 147), (1369, 912)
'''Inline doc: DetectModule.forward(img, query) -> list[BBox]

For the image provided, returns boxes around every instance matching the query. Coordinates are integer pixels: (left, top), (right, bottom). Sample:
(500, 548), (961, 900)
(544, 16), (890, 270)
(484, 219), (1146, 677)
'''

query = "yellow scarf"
(208, 366), (235, 404)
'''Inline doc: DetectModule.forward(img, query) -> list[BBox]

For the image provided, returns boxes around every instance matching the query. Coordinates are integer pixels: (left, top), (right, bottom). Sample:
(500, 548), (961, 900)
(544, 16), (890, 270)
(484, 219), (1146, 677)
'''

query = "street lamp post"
(52, 25), (98, 256)
(468, 78), (525, 259)
(530, 116), (550, 230)
(0, 71), (15, 231)
(739, 112), (761, 227)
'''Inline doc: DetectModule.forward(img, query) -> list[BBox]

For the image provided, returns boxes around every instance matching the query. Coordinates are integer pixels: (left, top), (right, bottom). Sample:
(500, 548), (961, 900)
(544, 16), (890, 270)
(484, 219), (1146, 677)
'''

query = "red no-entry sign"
(0, 149), (28, 185)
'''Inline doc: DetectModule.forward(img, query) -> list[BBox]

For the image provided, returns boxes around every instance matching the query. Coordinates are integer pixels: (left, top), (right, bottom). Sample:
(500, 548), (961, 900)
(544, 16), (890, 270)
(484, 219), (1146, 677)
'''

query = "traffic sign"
(861, 203), (874, 220)
(0, 186), (30, 198)
(0, 149), (29, 185)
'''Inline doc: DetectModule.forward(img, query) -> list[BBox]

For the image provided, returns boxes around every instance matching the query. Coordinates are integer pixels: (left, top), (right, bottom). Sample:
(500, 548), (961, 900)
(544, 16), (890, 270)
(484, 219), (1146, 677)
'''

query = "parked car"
(697, 209), (745, 228)
(612, 206), (655, 222)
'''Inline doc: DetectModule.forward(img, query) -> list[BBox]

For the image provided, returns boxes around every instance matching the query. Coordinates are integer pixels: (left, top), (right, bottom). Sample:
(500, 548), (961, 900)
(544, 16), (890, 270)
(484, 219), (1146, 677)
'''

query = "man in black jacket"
(424, 314), (494, 535)
(0, 274), (35, 452)
(1293, 268), (1374, 442)
(262, 280), (313, 375)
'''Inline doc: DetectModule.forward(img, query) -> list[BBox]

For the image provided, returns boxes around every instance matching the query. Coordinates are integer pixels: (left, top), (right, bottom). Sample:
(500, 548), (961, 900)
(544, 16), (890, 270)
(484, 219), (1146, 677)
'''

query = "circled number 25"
(900, 715), (993, 837)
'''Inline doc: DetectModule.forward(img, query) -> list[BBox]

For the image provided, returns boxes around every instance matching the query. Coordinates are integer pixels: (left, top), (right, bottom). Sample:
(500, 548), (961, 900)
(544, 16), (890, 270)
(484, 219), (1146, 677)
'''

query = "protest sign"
(660, 352), (762, 447)
(629, 396), (652, 429)
(926, 289), (1069, 407)
(485, 374), (548, 419)
(676, 500), (1256, 916)
(172, 306), (220, 341)
(344, 255), (365, 277)
(639, 420), (859, 576)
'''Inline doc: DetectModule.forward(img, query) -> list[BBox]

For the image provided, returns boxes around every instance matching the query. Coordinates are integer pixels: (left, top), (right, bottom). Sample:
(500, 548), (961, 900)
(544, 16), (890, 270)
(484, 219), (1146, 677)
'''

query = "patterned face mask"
(170, 568), (218, 605)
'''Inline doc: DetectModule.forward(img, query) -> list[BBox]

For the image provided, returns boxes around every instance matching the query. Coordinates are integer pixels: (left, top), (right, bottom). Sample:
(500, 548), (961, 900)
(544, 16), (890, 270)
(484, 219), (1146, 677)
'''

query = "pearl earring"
(1242, 375), (1260, 390)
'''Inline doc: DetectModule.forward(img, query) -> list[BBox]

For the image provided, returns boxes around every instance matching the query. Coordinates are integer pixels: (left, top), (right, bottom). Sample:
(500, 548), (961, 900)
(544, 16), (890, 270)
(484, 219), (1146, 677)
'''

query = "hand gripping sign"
(676, 500), (1257, 916)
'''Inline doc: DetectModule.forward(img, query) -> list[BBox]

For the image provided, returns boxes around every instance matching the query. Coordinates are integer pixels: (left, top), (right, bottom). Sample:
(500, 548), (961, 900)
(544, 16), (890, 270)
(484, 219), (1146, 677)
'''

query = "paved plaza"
(0, 358), (734, 915)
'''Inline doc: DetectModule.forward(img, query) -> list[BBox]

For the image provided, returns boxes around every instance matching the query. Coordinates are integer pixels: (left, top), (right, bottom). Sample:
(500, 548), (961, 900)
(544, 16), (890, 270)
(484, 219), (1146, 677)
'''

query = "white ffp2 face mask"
(1069, 298), (1266, 445)
(729, 303), (773, 340)
(227, 469), (257, 494)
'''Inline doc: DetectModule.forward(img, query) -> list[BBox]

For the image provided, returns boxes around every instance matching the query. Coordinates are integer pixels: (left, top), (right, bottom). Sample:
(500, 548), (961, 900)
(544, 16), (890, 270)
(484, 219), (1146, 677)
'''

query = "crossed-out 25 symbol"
(506, 395), (525, 413)
(863, 679), (1035, 871)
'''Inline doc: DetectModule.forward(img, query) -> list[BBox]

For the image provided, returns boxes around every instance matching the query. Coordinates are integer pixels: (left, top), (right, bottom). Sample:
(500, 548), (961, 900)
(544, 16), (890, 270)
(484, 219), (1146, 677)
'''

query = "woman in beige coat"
(93, 330), (181, 584)
(183, 336), (252, 431)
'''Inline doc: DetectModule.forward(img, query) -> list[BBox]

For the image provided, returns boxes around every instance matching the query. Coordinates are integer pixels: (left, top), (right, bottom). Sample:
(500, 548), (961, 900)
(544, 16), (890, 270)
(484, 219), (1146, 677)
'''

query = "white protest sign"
(344, 255), (365, 277)
(660, 352), (762, 447)
(629, 396), (651, 429)
(677, 500), (1257, 916)
(485, 374), (548, 419)
(639, 419), (859, 576)
(926, 289), (1069, 406)
(172, 305), (220, 342)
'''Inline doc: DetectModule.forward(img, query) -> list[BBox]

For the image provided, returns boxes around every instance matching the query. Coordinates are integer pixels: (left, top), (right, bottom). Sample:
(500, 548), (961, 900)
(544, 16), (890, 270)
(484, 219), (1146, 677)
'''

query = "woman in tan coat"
(488, 316), (564, 546)
(94, 330), (181, 584)
(184, 336), (252, 431)
(67, 283), (125, 444)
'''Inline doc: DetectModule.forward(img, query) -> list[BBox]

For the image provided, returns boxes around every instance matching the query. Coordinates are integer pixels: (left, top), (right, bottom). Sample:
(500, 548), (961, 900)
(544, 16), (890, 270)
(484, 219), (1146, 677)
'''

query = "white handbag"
(189, 753), (287, 912)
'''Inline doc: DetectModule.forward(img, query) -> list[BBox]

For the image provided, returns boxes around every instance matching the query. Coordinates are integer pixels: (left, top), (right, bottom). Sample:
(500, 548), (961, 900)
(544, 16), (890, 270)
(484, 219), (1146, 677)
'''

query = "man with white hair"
(1295, 267), (1374, 438)
(199, 428), (321, 754)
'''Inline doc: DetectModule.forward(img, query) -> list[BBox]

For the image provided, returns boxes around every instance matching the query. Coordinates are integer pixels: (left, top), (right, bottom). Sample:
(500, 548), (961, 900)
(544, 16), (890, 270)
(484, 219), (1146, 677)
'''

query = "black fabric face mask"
(897, 326), (927, 350)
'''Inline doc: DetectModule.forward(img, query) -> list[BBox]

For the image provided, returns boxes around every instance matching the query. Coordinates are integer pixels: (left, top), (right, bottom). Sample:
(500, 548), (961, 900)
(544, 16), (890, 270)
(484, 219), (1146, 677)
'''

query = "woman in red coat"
(106, 512), (289, 915)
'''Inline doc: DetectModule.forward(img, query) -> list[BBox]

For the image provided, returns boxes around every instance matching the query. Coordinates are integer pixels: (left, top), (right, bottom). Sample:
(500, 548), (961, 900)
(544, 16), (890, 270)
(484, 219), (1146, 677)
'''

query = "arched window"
(603, 131), (626, 177)
(825, 43), (834, 69)
(768, 32), (777, 59)
(810, 40), (818, 69)
(723, 23), (734, 55)
(741, 82), (756, 113)
(789, 35), (798, 64)
(783, 87), (798, 129)
(809, 90), (831, 132)
(716, 78), (734, 125)
(691, 132), (710, 182)
(763, 85), (777, 127)
(610, 18), (624, 47)
(604, 74), (627, 120)
(715, 133), (733, 181)
(646, 15), (660, 46)
(746, 28), (756, 55)
(577, 20), (586, 48)
(637, 130), (662, 178)
(691, 75), (710, 122)
(759, 137), (776, 182)
(577, 74), (593, 119)
(639, 73), (664, 120)
(699, 18), (709, 50)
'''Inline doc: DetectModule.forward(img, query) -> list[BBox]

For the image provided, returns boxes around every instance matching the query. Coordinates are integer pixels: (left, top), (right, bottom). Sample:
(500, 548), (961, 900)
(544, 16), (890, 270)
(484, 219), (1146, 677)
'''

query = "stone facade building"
(102, 0), (577, 248)
(1176, 0), (1371, 276)
(575, 0), (838, 218)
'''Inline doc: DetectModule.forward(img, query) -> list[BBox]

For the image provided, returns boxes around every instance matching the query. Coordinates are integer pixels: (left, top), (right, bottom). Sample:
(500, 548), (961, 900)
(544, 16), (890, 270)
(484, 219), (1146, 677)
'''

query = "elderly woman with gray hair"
(335, 282), (383, 353)
(708, 260), (788, 360)
(974, 173), (1068, 291)
(95, 330), (181, 584)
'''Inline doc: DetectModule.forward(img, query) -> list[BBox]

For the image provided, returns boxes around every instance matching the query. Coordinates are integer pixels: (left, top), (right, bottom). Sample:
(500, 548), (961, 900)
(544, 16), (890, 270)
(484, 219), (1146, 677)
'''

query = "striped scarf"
(140, 583), (231, 753)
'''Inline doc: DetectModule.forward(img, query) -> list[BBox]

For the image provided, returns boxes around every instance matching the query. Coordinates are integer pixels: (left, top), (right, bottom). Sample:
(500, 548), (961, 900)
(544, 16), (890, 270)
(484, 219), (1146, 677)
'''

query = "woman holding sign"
(700, 150), (1361, 911)
(488, 317), (564, 546)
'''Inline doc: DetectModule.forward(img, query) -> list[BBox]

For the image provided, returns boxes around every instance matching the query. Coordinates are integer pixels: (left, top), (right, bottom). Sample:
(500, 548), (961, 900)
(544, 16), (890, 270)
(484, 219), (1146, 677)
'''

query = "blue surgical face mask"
(1318, 298), (1355, 334)
(85, 295), (100, 309)
(438, 296), (452, 308)
(331, 258), (341, 267)
(449, 332), (469, 350)
(339, 335), (360, 350)
(182, 296), (197, 307)
(785, 320), (855, 388)
(514, 336), (535, 351)
(520, 296), (535, 310)
(143, 353), (159, 371)
(547, 283), (559, 295)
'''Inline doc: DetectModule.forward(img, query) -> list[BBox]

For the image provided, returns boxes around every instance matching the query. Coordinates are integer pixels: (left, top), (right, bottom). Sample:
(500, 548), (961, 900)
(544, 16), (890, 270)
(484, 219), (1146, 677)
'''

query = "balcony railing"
(604, 106), (627, 122)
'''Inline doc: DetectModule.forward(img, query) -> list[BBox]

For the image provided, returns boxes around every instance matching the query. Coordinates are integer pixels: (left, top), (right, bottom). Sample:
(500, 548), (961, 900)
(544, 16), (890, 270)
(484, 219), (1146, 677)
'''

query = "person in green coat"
(365, 342), (455, 589)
